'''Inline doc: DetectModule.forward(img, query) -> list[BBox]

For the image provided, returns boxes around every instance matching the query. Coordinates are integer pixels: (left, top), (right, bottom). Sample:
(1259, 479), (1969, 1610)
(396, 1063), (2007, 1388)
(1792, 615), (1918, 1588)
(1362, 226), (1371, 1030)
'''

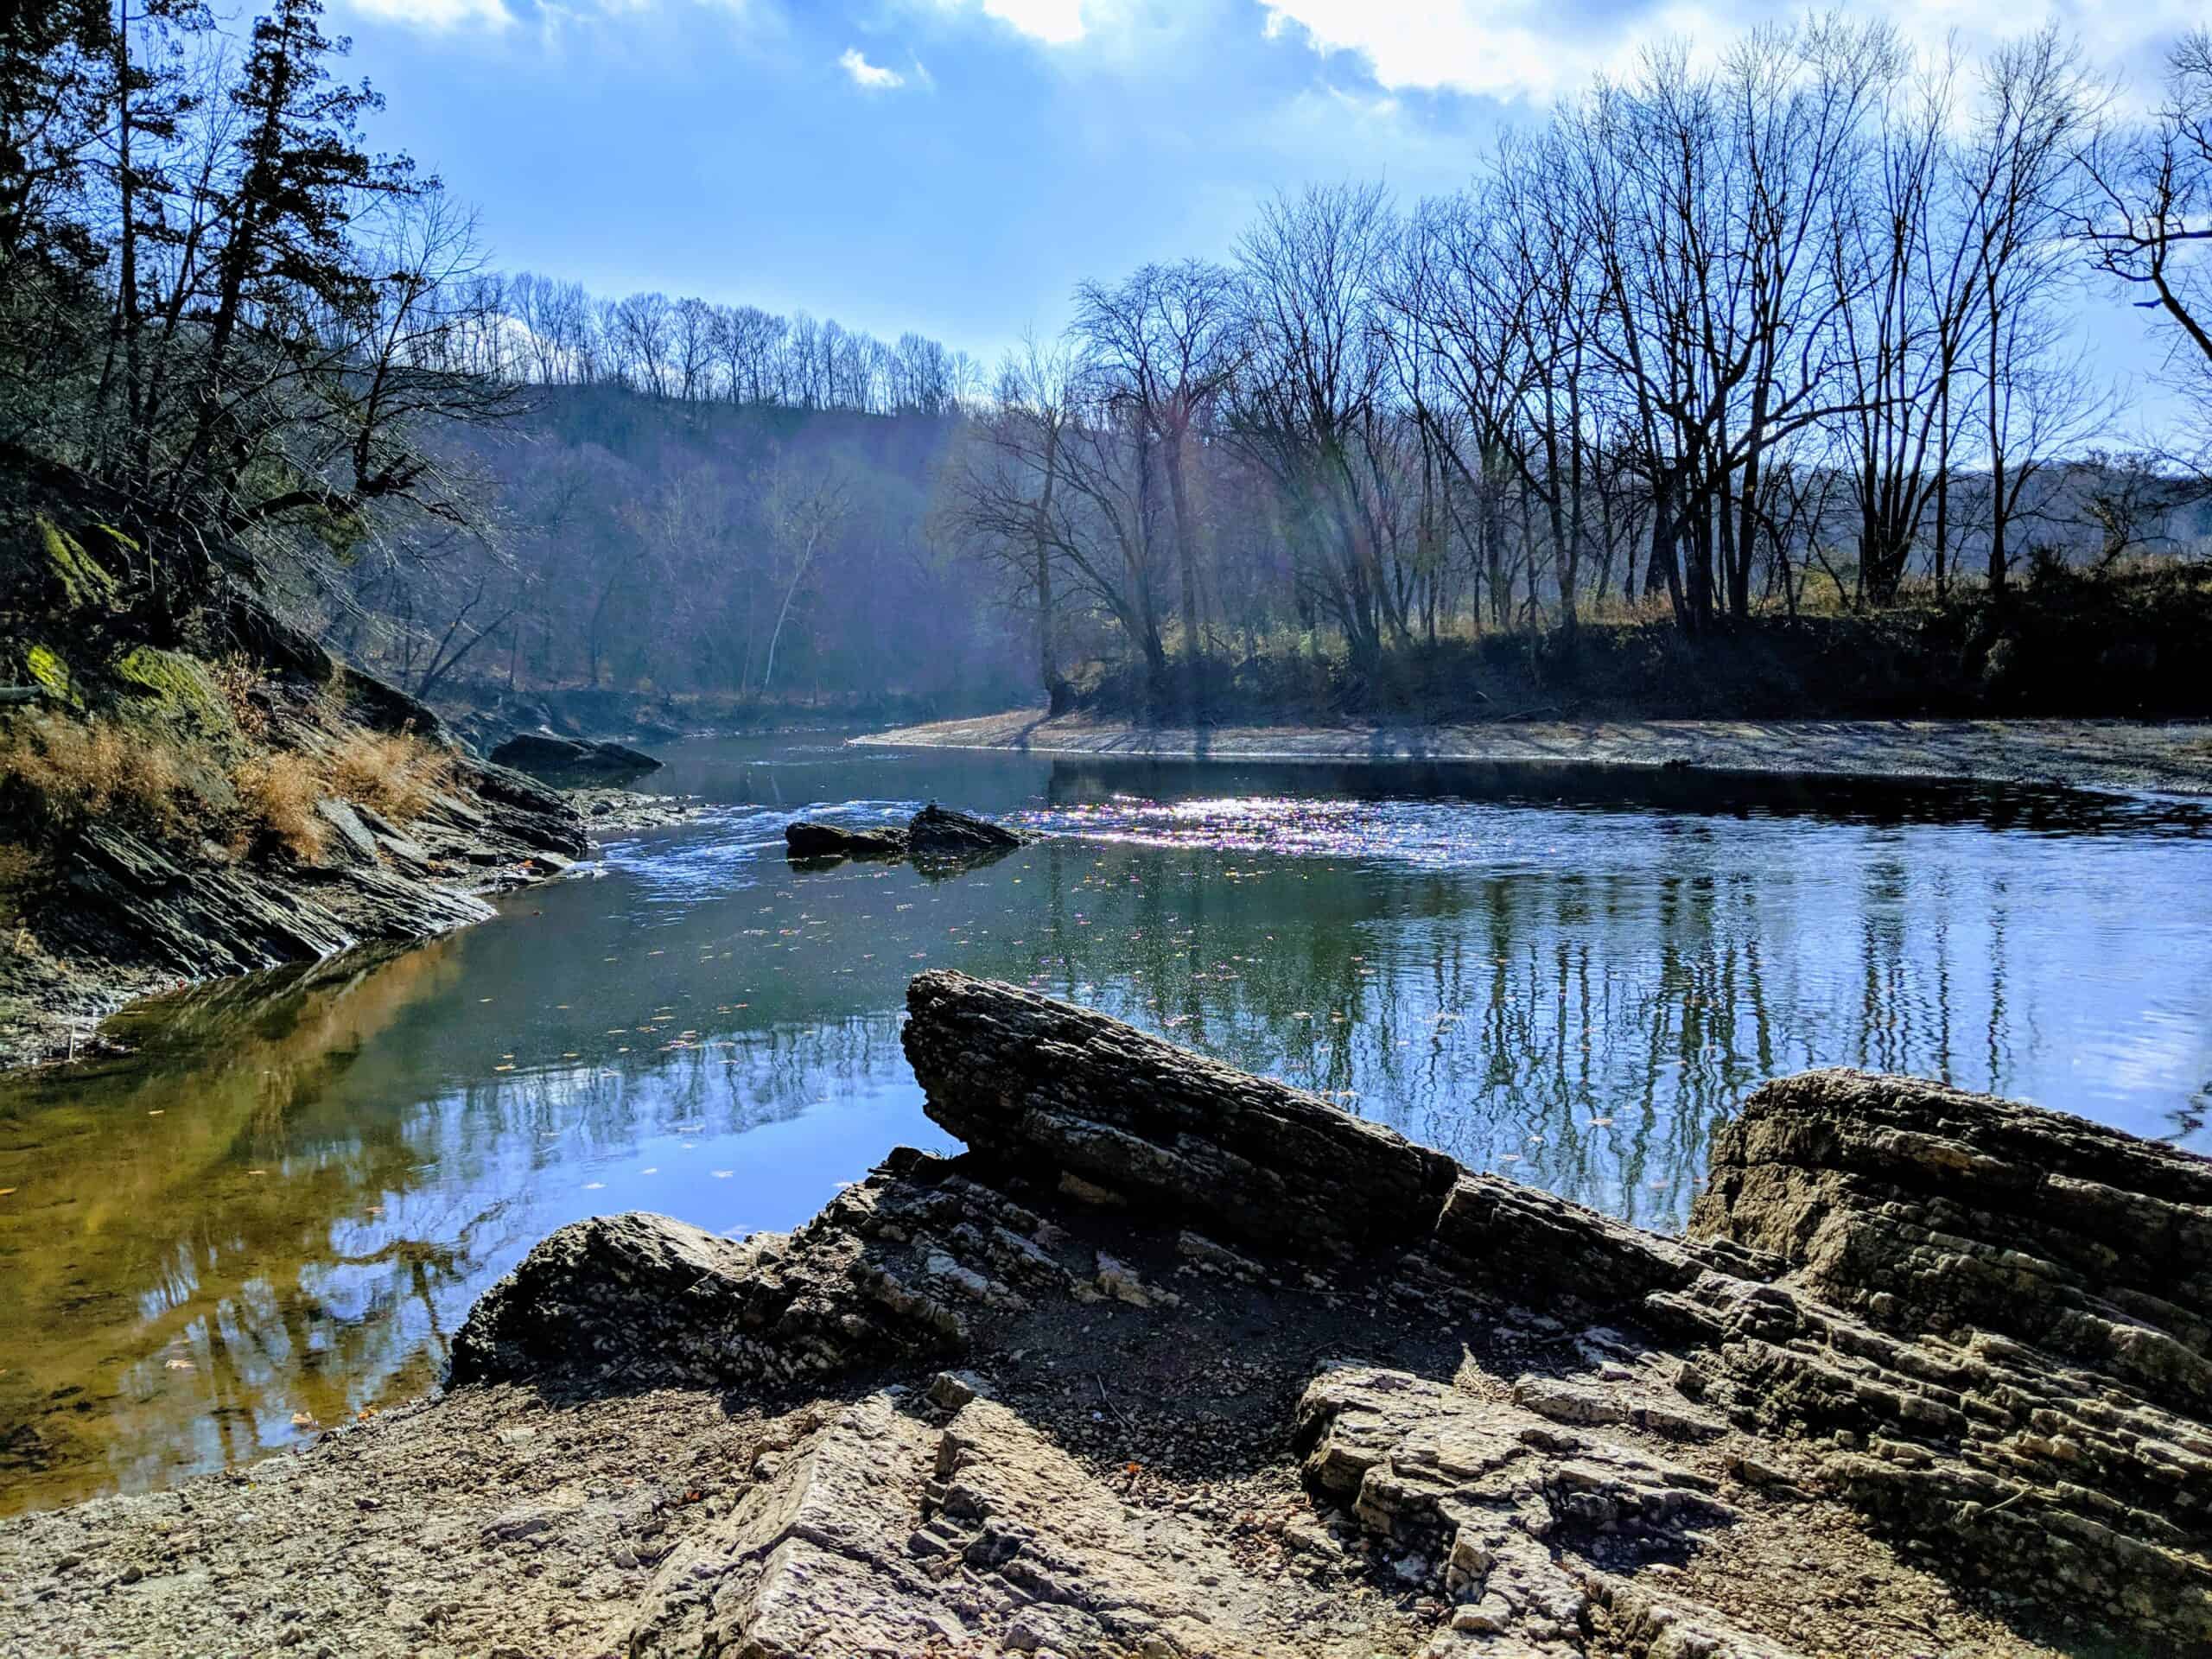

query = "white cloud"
(344, 0), (512, 27)
(980, 0), (1088, 45)
(928, 0), (1089, 48)
(840, 47), (909, 90)
(1259, 0), (2209, 105)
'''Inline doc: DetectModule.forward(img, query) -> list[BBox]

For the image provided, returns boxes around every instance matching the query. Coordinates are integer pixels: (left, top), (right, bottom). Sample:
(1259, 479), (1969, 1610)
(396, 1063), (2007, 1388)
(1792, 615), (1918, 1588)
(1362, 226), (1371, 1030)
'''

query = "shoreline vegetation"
(3, 974), (2206, 1656)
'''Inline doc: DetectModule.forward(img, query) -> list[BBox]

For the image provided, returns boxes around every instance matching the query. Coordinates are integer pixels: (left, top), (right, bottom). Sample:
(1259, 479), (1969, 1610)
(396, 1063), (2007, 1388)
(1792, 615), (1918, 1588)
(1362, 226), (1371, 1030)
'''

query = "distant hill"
(321, 385), (1035, 721)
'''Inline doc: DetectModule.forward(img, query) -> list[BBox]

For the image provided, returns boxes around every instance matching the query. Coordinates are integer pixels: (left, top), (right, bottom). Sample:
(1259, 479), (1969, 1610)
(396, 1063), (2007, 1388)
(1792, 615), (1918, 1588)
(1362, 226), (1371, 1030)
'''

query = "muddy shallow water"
(2, 733), (2208, 1514)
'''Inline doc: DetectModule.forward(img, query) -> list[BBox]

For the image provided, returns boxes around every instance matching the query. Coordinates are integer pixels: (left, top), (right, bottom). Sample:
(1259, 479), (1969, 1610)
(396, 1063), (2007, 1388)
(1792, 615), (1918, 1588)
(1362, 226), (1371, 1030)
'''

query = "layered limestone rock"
(440, 976), (2210, 1656)
(901, 969), (1459, 1256)
(627, 1389), (1405, 1659)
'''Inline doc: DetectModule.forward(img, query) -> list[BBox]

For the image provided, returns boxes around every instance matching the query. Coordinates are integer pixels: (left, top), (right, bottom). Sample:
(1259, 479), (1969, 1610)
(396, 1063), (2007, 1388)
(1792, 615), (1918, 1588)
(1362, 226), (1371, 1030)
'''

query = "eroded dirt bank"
(4, 972), (2207, 1658)
(861, 711), (2212, 798)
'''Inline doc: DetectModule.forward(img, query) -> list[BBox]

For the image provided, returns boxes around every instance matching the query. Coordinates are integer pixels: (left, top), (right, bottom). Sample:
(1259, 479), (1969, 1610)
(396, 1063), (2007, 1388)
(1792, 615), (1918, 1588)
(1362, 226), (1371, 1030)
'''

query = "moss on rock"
(23, 644), (77, 709)
(115, 646), (227, 733)
(35, 518), (123, 613)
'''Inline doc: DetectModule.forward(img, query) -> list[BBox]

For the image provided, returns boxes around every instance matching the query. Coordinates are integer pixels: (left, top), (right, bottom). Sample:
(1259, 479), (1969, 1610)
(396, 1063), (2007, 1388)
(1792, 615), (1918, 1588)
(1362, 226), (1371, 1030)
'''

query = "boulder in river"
(488, 732), (663, 781)
(783, 820), (910, 860)
(905, 802), (1025, 858)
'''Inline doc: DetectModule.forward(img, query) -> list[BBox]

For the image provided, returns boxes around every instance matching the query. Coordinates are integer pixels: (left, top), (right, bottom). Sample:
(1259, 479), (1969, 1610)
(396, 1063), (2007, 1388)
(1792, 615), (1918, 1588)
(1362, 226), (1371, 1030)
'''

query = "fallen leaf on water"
(583, 1181), (605, 1191)
(147, 1109), (164, 1116)
(0, 1188), (16, 1197)
(290, 1412), (317, 1428)
(165, 1358), (194, 1371)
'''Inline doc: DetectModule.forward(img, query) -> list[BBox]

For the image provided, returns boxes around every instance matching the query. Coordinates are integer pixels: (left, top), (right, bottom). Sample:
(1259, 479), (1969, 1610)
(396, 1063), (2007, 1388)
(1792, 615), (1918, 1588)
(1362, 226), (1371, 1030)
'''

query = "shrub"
(230, 752), (327, 861)
(0, 842), (45, 931)
(327, 728), (452, 822)
(0, 714), (185, 832)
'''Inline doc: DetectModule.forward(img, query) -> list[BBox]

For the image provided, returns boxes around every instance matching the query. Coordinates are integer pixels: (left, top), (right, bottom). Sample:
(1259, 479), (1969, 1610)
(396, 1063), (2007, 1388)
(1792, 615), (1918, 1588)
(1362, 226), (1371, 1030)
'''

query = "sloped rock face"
(1666, 1069), (2212, 1645)
(627, 1390), (1404, 1659)
(902, 969), (1459, 1257)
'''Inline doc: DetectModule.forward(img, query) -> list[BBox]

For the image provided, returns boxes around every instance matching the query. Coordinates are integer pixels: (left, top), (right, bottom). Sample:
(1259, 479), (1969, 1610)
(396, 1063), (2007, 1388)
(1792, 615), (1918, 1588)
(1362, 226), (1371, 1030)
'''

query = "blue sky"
(333, 0), (2197, 386)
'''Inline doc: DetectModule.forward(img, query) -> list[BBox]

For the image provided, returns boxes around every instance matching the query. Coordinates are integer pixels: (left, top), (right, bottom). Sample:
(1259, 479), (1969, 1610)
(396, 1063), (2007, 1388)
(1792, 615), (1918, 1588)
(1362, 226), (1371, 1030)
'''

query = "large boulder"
(901, 969), (1459, 1256)
(904, 803), (1025, 858)
(784, 820), (909, 860)
(488, 732), (663, 781)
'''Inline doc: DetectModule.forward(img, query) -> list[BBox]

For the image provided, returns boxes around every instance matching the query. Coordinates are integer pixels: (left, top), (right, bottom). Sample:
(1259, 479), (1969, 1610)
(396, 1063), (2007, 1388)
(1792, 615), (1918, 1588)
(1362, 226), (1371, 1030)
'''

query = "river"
(2, 731), (2209, 1515)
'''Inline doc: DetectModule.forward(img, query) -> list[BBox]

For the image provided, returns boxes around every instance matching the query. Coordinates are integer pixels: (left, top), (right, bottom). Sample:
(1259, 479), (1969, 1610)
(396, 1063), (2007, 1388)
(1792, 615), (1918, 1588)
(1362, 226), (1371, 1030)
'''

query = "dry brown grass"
(0, 714), (186, 832)
(208, 655), (271, 741)
(229, 752), (327, 861)
(0, 842), (45, 931)
(327, 727), (453, 822)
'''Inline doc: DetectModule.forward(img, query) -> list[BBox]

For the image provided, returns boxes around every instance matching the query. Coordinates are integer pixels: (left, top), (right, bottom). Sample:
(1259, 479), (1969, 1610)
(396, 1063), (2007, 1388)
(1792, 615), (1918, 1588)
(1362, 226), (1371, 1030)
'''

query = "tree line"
(486, 275), (987, 416)
(1, 0), (524, 640)
(943, 22), (2212, 709)
(5, 3), (2209, 721)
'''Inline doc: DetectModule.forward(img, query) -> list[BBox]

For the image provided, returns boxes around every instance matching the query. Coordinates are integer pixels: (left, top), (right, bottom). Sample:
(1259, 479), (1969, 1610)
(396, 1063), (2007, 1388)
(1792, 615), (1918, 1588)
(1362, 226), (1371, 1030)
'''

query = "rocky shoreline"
(860, 711), (2212, 798)
(0, 765), (702, 1074)
(5, 973), (2206, 1656)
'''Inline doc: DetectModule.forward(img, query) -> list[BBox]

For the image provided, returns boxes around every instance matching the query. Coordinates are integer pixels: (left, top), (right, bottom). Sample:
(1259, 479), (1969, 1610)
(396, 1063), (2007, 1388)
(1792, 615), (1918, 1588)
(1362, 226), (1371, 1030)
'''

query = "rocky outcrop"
(3, 714), (588, 1068)
(784, 819), (910, 860)
(488, 732), (663, 780)
(779, 805), (1027, 875)
(453, 1148), (1076, 1395)
(443, 978), (2212, 1656)
(906, 802), (1027, 858)
(902, 969), (1459, 1256)
(1654, 1070), (2212, 1646)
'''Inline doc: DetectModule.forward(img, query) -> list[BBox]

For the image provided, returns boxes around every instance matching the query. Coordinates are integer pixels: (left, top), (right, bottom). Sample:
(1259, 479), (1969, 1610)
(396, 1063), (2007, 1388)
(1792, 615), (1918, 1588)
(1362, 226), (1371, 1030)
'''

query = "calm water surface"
(3, 733), (2209, 1513)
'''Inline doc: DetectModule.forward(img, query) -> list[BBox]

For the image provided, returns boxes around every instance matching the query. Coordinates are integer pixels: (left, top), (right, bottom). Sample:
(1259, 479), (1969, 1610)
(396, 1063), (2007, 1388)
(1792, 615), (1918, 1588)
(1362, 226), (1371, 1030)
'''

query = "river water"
(3, 732), (2209, 1514)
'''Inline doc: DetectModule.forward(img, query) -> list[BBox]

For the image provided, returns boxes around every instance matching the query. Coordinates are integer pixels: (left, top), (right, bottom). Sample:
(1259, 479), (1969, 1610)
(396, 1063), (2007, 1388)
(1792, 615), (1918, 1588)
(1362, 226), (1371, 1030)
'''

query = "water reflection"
(2, 734), (2208, 1514)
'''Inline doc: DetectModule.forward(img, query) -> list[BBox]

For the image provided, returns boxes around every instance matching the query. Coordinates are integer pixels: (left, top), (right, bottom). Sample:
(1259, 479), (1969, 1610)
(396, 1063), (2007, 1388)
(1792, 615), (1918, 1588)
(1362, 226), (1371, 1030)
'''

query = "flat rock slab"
(856, 714), (2212, 796)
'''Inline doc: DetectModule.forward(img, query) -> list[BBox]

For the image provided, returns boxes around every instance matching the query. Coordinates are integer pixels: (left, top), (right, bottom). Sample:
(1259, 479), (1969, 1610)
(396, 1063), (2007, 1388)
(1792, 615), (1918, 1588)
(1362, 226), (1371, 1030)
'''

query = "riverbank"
(5, 972), (2204, 1657)
(0, 776), (710, 1072)
(863, 710), (2212, 797)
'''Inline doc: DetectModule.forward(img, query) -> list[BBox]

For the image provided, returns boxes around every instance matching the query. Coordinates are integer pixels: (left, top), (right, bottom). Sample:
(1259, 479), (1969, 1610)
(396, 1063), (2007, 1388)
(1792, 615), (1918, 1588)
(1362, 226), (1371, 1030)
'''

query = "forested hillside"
(328, 389), (1037, 717)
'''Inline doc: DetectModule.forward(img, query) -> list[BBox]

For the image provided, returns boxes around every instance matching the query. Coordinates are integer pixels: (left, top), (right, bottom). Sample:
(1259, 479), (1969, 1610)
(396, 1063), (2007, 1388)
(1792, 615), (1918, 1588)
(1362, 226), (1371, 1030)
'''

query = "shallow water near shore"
(3, 731), (2209, 1516)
